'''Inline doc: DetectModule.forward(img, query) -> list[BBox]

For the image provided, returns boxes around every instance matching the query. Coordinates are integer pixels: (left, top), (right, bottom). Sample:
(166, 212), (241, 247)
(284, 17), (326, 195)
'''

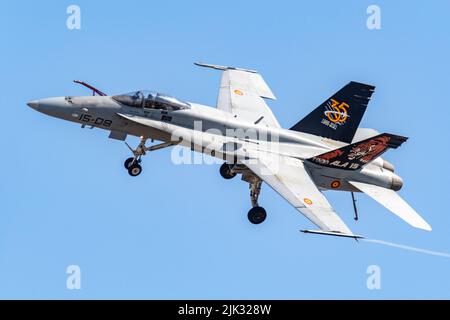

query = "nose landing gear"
(127, 161), (142, 177)
(124, 157), (142, 176)
(124, 137), (148, 177)
(124, 136), (182, 177)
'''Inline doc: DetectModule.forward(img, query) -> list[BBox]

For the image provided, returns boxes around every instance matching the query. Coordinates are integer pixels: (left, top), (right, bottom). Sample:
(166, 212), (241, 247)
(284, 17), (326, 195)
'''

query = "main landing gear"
(124, 136), (182, 177)
(219, 163), (237, 179)
(248, 206), (266, 224)
(246, 175), (265, 224)
(220, 162), (266, 225)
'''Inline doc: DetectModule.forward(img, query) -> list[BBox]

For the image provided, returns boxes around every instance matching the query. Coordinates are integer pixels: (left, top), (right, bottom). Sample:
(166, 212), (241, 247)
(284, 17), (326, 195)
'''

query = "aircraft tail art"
(306, 133), (408, 171)
(290, 81), (375, 143)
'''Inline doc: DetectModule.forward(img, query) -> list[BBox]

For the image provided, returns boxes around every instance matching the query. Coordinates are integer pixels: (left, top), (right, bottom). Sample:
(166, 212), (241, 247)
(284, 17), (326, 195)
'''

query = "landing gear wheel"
(220, 163), (236, 180)
(128, 164), (142, 177)
(124, 157), (135, 169)
(247, 206), (267, 224)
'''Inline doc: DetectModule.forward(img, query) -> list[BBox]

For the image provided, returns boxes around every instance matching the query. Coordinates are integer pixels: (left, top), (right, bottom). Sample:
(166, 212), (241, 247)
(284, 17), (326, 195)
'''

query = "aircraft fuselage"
(27, 95), (402, 192)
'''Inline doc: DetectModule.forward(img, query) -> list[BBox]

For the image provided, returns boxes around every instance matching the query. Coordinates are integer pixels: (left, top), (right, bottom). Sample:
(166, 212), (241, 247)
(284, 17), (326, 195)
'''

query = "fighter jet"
(27, 63), (431, 238)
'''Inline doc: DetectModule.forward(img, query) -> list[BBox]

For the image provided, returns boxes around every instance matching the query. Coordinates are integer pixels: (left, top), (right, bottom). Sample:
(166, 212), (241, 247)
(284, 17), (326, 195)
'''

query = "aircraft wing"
(195, 62), (281, 128)
(241, 154), (356, 237)
(348, 181), (431, 231)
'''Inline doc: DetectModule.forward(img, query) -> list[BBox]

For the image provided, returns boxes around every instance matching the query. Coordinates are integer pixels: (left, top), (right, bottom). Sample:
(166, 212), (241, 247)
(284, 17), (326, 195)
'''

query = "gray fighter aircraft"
(27, 63), (431, 238)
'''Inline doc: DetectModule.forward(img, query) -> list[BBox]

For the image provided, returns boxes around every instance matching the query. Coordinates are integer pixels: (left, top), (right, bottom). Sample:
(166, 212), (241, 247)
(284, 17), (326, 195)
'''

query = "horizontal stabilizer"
(194, 62), (258, 74)
(307, 133), (408, 170)
(348, 181), (431, 231)
(300, 229), (364, 239)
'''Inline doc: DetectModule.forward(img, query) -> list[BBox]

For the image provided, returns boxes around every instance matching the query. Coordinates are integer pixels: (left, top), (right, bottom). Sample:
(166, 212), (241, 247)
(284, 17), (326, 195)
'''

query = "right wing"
(241, 154), (356, 237)
(195, 62), (280, 128)
(349, 181), (431, 231)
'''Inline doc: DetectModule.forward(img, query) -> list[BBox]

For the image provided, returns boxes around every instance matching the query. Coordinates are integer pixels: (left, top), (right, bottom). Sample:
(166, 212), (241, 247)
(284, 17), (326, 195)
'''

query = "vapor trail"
(362, 239), (450, 259)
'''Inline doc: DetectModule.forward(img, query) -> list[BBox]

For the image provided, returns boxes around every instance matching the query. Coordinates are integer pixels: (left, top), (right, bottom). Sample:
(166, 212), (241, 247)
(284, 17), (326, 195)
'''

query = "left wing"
(241, 154), (358, 237)
(195, 62), (280, 128)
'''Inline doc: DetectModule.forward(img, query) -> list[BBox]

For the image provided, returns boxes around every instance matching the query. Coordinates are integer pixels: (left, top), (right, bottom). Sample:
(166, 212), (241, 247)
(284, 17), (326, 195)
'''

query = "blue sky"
(1, 0), (449, 299)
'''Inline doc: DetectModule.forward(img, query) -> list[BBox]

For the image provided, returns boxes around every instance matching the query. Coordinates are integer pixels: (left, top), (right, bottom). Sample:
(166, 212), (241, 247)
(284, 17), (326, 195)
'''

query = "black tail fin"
(290, 81), (375, 143)
(306, 133), (408, 171)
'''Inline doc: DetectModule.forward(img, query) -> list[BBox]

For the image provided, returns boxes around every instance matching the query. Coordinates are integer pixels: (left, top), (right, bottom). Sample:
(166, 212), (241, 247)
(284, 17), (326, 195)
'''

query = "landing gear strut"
(124, 136), (182, 177)
(219, 163), (267, 224)
(124, 136), (147, 177)
(244, 172), (266, 224)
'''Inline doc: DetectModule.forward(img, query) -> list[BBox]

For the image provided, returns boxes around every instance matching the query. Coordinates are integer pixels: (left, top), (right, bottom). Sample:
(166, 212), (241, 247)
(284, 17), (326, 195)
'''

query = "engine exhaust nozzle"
(391, 174), (403, 191)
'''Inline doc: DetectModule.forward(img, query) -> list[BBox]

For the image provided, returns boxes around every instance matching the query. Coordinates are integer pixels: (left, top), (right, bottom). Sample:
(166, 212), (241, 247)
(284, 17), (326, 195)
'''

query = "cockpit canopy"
(113, 91), (190, 110)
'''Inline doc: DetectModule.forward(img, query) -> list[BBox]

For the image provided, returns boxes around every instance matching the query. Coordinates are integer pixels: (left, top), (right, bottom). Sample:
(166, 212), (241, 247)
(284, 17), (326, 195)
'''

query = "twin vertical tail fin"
(292, 81), (431, 232)
(290, 81), (375, 143)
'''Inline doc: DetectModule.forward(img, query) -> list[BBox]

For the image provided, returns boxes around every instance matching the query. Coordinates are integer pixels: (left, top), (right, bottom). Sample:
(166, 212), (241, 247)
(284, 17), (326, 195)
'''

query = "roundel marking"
(331, 180), (341, 189)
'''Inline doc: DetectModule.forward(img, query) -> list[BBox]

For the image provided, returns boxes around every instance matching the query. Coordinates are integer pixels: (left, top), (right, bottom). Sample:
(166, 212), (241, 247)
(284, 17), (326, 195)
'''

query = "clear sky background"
(1, 1), (449, 299)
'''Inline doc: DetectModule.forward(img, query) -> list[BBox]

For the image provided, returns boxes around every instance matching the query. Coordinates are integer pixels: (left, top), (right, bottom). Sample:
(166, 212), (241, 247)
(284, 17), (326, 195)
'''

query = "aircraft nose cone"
(27, 100), (40, 110)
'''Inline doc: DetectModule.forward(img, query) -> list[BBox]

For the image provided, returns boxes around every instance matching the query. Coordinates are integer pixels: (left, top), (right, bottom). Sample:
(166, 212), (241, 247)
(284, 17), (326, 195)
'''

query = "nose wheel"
(124, 157), (136, 169)
(124, 137), (146, 177)
(123, 136), (183, 177)
(124, 157), (142, 177)
(128, 163), (142, 176)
